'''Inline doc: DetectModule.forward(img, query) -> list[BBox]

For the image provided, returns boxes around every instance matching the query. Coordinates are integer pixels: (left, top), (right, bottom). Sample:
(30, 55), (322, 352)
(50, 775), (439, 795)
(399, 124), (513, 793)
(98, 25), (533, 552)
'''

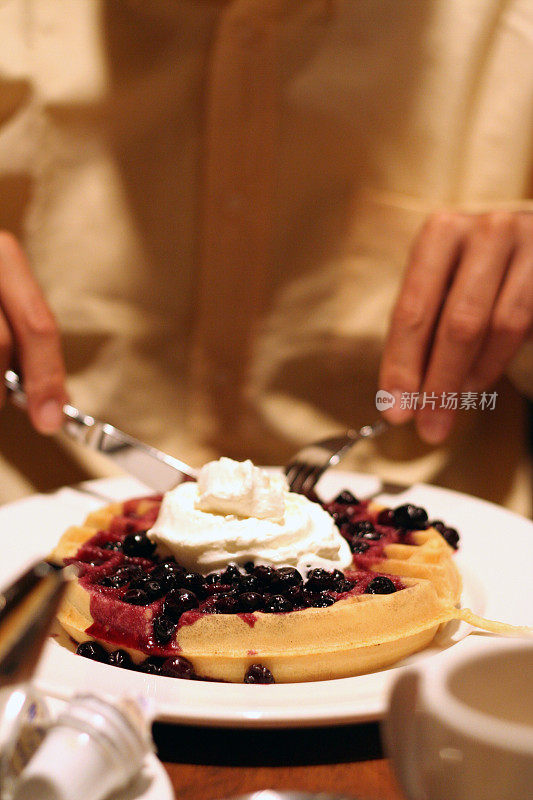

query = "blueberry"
(352, 520), (382, 540)
(253, 565), (276, 587)
(141, 657), (164, 675)
(350, 540), (370, 554)
(263, 594), (292, 613)
(392, 504), (428, 530)
(150, 562), (186, 588)
(309, 591), (336, 608)
(212, 594), (238, 613)
(271, 567), (302, 592)
(182, 572), (205, 595)
(332, 512), (350, 528)
(244, 664), (275, 684)
(204, 571), (224, 585)
(76, 641), (109, 663)
(284, 585), (309, 608)
(365, 576), (396, 594)
(97, 576), (116, 588)
(442, 527), (460, 550)
(153, 615), (177, 645)
(221, 564), (242, 584)
(238, 573), (260, 593)
(122, 588), (149, 605)
(305, 568), (332, 592)
(161, 656), (195, 679)
(145, 580), (165, 601)
(122, 531), (156, 558)
(243, 561), (255, 574)
(163, 588), (199, 622)
(330, 569), (346, 590)
(108, 649), (134, 669)
(334, 490), (359, 505)
(239, 592), (264, 612)
(116, 565), (143, 581)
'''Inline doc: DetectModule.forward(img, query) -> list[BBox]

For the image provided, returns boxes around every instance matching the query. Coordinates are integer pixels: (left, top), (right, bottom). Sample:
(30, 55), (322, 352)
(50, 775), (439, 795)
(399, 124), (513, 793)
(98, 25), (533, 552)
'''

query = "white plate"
(0, 473), (531, 729)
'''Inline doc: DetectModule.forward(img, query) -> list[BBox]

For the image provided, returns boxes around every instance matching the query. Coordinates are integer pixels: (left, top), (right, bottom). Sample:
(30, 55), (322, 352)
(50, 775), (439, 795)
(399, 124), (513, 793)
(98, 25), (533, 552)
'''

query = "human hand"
(0, 232), (68, 433)
(379, 211), (533, 444)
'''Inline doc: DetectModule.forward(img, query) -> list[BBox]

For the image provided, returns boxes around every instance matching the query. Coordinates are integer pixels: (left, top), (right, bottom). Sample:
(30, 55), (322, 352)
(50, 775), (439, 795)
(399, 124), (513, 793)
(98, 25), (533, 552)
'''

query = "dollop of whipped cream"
(147, 457), (352, 574)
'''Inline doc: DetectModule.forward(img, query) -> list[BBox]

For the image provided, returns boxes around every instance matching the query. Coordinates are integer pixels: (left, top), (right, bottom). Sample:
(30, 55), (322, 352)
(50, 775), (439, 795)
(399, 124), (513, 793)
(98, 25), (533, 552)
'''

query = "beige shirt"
(0, 0), (532, 513)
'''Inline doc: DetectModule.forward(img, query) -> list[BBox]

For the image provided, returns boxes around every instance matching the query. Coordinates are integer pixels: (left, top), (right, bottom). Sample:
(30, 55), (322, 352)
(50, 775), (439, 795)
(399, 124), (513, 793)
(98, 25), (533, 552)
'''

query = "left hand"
(379, 210), (533, 444)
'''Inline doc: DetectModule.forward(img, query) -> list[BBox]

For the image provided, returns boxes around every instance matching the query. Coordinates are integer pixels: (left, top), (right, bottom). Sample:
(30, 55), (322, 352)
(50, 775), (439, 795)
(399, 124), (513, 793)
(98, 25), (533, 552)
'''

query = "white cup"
(384, 638), (533, 800)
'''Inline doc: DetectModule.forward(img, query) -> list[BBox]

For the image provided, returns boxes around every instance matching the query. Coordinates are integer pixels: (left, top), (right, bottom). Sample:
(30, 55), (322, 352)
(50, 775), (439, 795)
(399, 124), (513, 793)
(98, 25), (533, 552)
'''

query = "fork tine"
(288, 464), (316, 495)
(285, 420), (388, 496)
(300, 466), (325, 497)
(285, 463), (302, 490)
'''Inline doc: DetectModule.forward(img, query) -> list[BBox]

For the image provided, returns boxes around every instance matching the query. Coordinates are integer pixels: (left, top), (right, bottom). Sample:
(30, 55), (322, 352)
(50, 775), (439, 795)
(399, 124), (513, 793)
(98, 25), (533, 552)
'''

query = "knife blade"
(4, 370), (198, 493)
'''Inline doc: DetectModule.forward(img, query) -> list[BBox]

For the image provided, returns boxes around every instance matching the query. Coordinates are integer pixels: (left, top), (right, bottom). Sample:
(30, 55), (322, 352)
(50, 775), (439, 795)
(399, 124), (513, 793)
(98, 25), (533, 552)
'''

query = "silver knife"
(4, 370), (198, 493)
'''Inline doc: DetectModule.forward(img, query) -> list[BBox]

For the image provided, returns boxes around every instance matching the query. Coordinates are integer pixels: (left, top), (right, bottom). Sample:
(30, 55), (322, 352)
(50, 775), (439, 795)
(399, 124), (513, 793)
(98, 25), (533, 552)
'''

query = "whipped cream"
(147, 457), (352, 574)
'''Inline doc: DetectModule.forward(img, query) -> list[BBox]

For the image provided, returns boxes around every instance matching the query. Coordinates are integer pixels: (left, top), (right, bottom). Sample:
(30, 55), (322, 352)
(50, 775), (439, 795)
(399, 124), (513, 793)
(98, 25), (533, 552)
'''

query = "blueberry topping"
(244, 664), (275, 684)
(221, 564), (242, 584)
(101, 540), (123, 551)
(116, 565), (143, 582)
(144, 580), (164, 601)
(108, 649), (134, 669)
(271, 567), (302, 592)
(163, 588), (199, 622)
(376, 508), (395, 526)
(243, 561), (255, 574)
(336, 578), (356, 593)
(239, 592), (264, 612)
(153, 615), (177, 645)
(141, 657), (164, 675)
(305, 568), (333, 592)
(365, 576), (396, 594)
(350, 539), (370, 554)
(238, 573), (261, 592)
(253, 565), (276, 587)
(352, 520), (382, 540)
(392, 504), (428, 530)
(97, 576), (116, 588)
(76, 641), (109, 663)
(284, 585), (309, 608)
(443, 527), (460, 549)
(122, 588), (149, 605)
(182, 572), (205, 595)
(334, 490), (359, 505)
(332, 512), (350, 528)
(122, 531), (156, 558)
(161, 656), (195, 679)
(201, 593), (238, 614)
(309, 591), (336, 608)
(204, 571), (223, 585)
(263, 594), (292, 613)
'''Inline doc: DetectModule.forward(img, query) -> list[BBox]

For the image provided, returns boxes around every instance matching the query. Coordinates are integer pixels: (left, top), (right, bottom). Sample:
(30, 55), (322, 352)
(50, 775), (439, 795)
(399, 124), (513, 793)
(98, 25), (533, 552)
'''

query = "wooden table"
(154, 721), (406, 800)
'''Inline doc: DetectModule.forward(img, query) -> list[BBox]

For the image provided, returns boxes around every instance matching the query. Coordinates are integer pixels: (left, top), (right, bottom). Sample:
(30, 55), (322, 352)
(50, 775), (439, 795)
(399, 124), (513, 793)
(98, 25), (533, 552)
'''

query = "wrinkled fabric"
(0, 0), (531, 513)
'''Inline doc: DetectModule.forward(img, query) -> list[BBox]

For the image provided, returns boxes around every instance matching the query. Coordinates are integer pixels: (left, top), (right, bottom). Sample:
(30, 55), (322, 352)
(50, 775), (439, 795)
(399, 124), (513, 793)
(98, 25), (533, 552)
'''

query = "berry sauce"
(67, 489), (458, 681)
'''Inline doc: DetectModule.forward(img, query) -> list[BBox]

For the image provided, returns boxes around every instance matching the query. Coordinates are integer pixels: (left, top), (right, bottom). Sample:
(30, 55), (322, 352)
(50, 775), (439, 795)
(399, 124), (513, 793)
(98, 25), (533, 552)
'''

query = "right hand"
(0, 232), (68, 433)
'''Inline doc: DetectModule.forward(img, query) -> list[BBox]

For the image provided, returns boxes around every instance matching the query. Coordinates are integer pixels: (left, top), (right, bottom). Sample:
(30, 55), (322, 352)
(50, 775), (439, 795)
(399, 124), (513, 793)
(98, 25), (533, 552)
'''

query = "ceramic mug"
(384, 638), (533, 800)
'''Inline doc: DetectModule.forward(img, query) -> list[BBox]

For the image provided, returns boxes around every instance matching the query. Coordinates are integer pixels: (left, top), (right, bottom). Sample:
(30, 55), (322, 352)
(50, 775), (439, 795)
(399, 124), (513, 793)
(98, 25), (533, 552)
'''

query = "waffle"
(49, 493), (524, 683)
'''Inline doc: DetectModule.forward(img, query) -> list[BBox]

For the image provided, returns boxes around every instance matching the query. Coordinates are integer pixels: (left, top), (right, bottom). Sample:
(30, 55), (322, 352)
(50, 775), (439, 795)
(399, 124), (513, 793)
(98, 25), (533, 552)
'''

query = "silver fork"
(284, 420), (387, 495)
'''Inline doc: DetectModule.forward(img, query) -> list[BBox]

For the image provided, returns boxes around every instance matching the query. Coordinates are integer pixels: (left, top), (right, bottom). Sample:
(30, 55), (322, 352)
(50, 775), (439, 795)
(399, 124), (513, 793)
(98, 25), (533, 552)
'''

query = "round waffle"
(48, 490), (482, 683)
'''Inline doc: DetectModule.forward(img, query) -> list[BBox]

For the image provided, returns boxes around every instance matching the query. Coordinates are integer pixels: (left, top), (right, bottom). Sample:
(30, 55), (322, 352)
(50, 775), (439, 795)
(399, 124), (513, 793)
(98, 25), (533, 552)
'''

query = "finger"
(379, 212), (470, 423)
(0, 312), (13, 407)
(415, 213), (516, 444)
(0, 232), (68, 433)
(466, 220), (533, 391)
